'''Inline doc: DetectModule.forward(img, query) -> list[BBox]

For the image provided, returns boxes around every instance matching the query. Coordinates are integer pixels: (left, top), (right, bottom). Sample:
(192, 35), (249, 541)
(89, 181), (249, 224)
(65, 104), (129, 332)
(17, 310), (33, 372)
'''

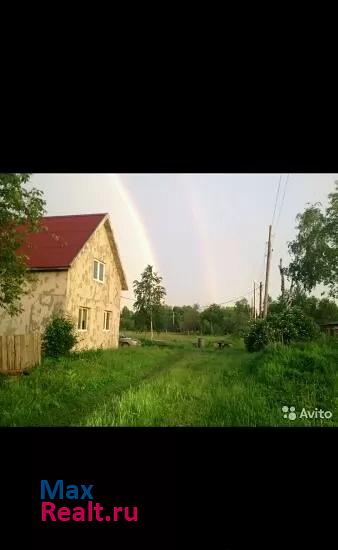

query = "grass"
(0, 334), (337, 426)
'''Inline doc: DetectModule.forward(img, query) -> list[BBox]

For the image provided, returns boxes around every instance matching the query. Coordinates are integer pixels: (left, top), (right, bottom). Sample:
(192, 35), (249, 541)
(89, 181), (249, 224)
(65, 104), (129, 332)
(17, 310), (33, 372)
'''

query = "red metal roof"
(16, 214), (107, 269)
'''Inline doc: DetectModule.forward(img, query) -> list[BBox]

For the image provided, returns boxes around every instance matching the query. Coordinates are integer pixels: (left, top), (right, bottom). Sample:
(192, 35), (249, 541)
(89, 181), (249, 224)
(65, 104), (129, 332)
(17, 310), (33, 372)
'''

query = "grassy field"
(0, 333), (337, 427)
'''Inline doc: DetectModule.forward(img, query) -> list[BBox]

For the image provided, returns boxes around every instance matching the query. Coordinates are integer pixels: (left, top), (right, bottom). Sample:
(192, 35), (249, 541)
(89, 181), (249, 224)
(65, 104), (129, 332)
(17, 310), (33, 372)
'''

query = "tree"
(287, 181), (338, 298)
(234, 298), (250, 315)
(172, 306), (184, 331)
(315, 297), (338, 324)
(133, 265), (166, 340)
(0, 173), (46, 315)
(153, 305), (174, 332)
(182, 305), (200, 332)
(201, 304), (224, 334)
(120, 306), (135, 331)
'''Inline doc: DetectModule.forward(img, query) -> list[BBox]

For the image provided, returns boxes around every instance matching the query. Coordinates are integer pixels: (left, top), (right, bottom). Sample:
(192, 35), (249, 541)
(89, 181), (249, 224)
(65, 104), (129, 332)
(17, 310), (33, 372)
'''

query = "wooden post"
(0, 336), (3, 372)
(20, 334), (26, 369)
(7, 336), (14, 371)
(26, 334), (31, 369)
(14, 335), (21, 371)
(263, 225), (272, 318)
(259, 282), (263, 318)
(3, 335), (8, 372)
(253, 282), (256, 319)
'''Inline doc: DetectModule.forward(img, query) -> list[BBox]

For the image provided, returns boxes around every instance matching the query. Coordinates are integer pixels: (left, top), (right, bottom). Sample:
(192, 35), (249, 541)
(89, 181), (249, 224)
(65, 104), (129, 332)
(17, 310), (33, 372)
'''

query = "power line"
(123, 285), (264, 313)
(271, 174), (282, 227)
(274, 173), (289, 233)
(123, 287), (256, 310)
(218, 289), (255, 305)
(201, 288), (255, 310)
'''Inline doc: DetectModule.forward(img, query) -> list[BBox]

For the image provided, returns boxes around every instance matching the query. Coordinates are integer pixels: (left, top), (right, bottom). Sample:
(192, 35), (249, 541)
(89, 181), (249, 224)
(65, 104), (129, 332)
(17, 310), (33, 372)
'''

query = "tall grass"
(0, 335), (336, 426)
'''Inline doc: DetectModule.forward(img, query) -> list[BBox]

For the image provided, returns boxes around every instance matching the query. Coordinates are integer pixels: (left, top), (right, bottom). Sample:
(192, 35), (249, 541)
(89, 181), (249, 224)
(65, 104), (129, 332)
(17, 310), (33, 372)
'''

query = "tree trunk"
(150, 315), (153, 341)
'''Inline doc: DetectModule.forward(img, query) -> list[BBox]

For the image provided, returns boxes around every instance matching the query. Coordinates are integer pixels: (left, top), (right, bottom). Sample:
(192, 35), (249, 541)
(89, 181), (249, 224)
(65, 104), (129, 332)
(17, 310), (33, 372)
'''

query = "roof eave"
(29, 266), (70, 271)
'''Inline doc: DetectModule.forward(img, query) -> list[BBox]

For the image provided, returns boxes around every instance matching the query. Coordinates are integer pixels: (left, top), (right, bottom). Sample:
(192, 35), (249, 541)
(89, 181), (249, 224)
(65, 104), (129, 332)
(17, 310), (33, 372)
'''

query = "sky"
(29, 174), (337, 309)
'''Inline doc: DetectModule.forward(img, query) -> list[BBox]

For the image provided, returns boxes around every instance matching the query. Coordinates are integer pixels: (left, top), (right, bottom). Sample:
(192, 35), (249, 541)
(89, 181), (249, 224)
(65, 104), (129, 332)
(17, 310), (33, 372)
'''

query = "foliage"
(42, 313), (78, 357)
(120, 306), (135, 331)
(0, 173), (46, 315)
(244, 307), (320, 352)
(244, 318), (273, 352)
(269, 292), (338, 325)
(121, 298), (251, 336)
(287, 181), (338, 297)
(200, 299), (251, 336)
(267, 308), (320, 344)
(200, 304), (224, 334)
(182, 304), (200, 332)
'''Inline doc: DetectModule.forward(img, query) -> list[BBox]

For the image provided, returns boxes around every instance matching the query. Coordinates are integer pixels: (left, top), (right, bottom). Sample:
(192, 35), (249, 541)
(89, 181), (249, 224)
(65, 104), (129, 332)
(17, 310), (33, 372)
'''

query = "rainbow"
(185, 182), (218, 305)
(111, 175), (218, 306)
(110, 175), (158, 302)
(113, 175), (157, 268)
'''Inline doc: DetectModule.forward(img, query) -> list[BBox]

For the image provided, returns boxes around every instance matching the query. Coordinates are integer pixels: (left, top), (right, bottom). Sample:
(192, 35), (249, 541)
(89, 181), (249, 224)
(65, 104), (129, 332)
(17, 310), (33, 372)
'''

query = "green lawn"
(0, 334), (337, 426)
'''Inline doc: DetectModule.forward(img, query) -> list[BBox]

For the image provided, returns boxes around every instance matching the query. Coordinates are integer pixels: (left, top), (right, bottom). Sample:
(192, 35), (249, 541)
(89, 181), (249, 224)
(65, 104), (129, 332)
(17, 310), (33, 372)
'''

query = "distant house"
(320, 321), (338, 337)
(0, 214), (128, 350)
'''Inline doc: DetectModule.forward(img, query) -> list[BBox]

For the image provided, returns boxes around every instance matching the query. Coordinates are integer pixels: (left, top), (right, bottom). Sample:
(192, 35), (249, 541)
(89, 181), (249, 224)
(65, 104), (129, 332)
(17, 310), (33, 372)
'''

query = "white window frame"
(103, 311), (112, 331)
(93, 259), (105, 283)
(78, 307), (89, 331)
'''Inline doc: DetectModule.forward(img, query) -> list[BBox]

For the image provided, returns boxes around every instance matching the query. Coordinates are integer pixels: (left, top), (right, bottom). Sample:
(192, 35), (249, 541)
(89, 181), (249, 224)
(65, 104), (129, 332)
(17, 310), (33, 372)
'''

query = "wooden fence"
(0, 333), (41, 374)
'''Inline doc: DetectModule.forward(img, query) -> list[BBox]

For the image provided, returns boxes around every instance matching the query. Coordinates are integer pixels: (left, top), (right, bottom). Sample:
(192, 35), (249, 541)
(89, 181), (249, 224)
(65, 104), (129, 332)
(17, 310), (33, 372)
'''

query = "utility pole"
(253, 281), (256, 319)
(263, 225), (272, 318)
(172, 308), (175, 329)
(259, 281), (263, 318)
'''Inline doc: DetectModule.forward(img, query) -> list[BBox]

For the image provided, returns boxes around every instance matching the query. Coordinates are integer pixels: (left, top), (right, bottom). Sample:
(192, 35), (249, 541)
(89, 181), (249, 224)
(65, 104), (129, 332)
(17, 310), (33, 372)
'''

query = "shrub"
(42, 313), (78, 357)
(244, 319), (274, 352)
(268, 307), (320, 344)
(244, 307), (320, 352)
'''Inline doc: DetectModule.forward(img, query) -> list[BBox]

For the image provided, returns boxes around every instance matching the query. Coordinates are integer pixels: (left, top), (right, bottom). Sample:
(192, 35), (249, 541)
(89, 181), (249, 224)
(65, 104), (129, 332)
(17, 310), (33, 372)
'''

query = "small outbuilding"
(320, 321), (338, 337)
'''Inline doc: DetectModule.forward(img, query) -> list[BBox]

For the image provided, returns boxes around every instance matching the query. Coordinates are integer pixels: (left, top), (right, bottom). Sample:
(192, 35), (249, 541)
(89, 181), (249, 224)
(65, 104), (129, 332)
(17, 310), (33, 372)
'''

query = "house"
(320, 321), (338, 337)
(0, 214), (128, 350)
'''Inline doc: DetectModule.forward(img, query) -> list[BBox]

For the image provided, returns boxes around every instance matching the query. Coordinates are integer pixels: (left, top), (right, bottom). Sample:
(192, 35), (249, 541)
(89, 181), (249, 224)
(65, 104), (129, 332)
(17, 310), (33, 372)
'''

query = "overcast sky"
(29, 174), (337, 308)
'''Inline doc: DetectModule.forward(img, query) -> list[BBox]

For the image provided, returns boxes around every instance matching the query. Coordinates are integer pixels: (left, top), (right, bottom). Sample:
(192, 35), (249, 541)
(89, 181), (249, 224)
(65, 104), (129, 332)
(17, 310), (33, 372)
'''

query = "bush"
(244, 319), (274, 352)
(268, 307), (320, 344)
(42, 313), (78, 357)
(244, 307), (320, 352)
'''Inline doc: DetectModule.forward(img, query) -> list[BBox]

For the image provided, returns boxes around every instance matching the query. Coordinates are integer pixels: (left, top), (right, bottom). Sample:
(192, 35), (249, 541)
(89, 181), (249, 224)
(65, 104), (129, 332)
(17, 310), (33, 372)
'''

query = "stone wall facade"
(0, 271), (68, 335)
(65, 219), (122, 351)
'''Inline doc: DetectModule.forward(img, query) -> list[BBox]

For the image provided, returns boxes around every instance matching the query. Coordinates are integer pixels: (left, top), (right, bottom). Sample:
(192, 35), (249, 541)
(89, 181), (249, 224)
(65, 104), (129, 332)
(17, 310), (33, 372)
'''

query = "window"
(103, 311), (111, 331)
(78, 307), (89, 331)
(93, 260), (105, 282)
